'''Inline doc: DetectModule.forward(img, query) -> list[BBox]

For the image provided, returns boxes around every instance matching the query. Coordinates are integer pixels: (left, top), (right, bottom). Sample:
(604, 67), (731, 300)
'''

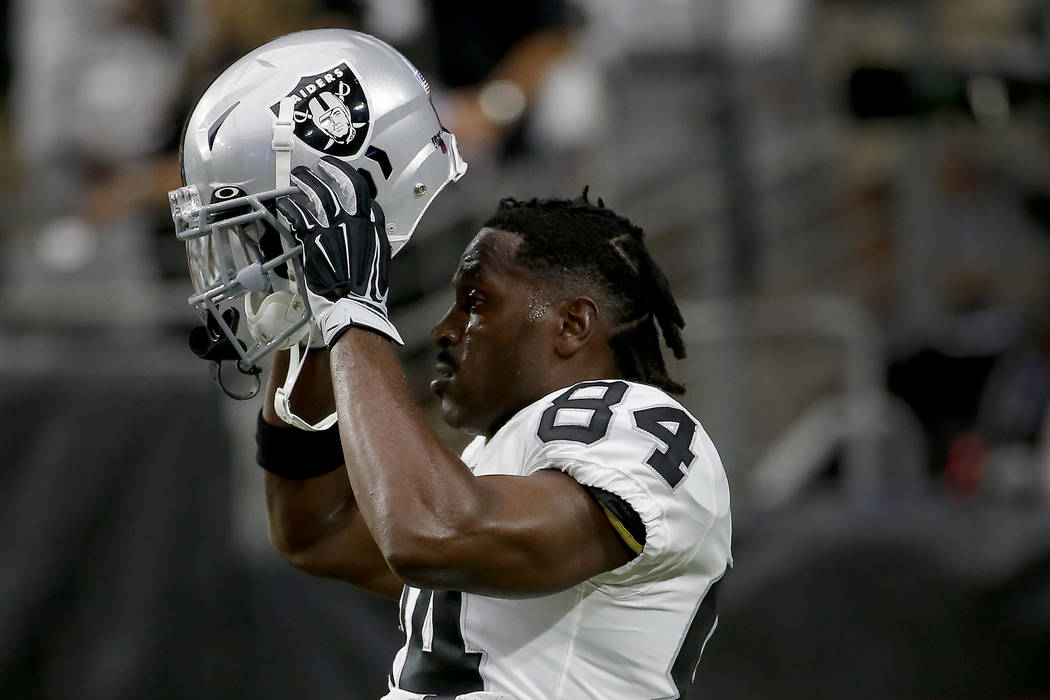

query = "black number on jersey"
(537, 382), (700, 489)
(670, 576), (723, 697)
(537, 381), (629, 444)
(398, 588), (484, 697)
(633, 406), (698, 489)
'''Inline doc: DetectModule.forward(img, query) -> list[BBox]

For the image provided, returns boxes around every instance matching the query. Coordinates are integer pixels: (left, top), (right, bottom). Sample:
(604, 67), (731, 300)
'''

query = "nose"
(430, 304), (461, 348)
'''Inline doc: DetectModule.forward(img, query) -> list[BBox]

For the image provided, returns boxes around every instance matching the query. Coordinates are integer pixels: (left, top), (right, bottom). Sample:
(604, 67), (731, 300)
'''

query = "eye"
(461, 289), (484, 312)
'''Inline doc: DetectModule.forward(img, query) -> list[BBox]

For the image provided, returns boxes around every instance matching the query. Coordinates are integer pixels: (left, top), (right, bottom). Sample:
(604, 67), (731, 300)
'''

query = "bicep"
(437, 470), (634, 597)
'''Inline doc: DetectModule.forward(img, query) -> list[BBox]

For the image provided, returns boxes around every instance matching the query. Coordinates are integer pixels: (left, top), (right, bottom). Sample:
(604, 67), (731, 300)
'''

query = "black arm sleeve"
(583, 486), (647, 557)
(255, 411), (344, 480)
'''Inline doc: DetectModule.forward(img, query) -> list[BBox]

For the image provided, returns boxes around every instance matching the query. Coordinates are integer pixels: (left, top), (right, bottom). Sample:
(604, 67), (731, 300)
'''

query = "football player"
(174, 29), (731, 700)
(260, 168), (732, 697)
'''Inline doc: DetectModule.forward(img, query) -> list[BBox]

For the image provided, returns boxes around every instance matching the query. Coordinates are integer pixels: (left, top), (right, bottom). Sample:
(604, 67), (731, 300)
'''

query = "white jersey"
(384, 380), (732, 700)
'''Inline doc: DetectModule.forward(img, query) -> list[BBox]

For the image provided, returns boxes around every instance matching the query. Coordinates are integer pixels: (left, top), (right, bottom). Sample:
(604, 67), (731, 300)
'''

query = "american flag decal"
(415, 70), (431, 93)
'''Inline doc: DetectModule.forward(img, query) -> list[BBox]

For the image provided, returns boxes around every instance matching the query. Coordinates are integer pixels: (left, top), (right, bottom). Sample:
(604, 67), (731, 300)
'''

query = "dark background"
(1, 0), (1049, 698)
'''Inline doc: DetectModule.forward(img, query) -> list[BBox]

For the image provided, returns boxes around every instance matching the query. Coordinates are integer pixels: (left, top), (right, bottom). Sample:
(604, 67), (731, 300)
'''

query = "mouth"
(431, 356), (456, 394)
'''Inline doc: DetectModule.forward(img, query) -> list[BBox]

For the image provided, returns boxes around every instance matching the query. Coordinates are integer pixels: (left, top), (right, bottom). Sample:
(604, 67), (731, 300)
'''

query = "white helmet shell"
(171, 29), (466, 396)
(181, 28), (466, 253)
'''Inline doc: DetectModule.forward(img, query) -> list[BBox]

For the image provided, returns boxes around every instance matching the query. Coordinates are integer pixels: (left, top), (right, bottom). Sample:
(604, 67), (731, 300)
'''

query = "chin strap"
(273, 97), (295, 188)
(273, 327), (339, 431)
(271, 97), (338, 431)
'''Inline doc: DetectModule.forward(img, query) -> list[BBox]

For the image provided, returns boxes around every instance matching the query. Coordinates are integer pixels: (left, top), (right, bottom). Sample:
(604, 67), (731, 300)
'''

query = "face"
(318, 105), (351, 138)
(430, 228), (558, 436)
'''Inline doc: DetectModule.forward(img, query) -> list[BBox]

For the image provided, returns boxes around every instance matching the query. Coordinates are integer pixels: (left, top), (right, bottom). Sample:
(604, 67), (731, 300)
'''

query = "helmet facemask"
(171, 181), (312, 398)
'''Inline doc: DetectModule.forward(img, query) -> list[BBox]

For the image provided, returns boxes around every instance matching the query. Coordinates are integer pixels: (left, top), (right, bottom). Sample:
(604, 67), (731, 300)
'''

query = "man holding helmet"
(173, 29), (730, 699)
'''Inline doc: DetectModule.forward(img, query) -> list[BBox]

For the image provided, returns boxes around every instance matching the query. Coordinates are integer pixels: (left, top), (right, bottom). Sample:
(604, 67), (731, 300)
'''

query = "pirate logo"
(272, 63), (369, 156)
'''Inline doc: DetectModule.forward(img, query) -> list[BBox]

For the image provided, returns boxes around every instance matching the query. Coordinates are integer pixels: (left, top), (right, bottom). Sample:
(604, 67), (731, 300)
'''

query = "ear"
(553, 297), (600, 359)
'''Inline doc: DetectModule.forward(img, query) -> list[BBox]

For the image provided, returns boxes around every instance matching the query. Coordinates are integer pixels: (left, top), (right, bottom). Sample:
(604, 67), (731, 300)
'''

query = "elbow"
(385, 553), (456, 590)
(268, 526), (328, 576)
(269, 528), (303, 564)
(379, 522), (475, 589)
(265, 497), (357, 577)
(383, 551), (439, 588)
(284, 552), (331, 578)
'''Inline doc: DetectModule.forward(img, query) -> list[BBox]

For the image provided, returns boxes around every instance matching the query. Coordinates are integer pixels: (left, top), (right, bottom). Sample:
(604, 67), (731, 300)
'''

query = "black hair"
(482, 188), (687, 394)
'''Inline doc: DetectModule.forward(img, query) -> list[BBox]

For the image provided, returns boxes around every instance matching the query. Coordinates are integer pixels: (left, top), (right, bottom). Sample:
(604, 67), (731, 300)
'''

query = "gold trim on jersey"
(599, 503), (644, 555)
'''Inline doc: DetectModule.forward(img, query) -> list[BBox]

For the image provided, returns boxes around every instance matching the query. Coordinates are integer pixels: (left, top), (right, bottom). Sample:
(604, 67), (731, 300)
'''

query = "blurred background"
(1, 0), (1049, 698)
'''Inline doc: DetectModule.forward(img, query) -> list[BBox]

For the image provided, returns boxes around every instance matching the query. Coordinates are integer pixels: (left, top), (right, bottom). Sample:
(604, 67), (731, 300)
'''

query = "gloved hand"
(276, 156), (403, 347)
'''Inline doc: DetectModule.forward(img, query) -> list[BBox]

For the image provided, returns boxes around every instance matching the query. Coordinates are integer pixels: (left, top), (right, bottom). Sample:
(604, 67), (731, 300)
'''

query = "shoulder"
(533, 379), (689, 415)
(484, 379), (724, 502)
(515, 380), (731, 574)
(522, 380), (702, 478)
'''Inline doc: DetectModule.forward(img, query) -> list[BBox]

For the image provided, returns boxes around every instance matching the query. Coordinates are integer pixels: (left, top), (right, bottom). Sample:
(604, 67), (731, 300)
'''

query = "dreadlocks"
(482, 188), (687, 394)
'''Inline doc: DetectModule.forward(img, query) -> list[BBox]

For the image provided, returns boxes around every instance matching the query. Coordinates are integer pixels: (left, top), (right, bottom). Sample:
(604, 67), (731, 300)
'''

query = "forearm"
(329, 331), (482, 576)
(261, 349), (347, 549)
(260, 347), (335, 426)
(328, 331), (629, 594)
(259, 350), (403, 596)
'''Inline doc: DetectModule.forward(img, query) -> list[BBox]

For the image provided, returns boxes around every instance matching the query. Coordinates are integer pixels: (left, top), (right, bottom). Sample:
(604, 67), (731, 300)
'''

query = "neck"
(481, 359), (622, 439)
(545, 351), (622, 395)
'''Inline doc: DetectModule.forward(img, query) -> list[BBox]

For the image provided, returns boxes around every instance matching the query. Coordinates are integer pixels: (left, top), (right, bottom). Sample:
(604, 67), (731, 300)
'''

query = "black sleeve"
(583, 486), (647, 557)
(255, 411), (344, 480)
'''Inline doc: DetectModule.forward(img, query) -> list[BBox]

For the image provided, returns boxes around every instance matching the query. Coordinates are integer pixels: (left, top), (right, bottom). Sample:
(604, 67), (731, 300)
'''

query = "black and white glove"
(276, 157), (403, 347)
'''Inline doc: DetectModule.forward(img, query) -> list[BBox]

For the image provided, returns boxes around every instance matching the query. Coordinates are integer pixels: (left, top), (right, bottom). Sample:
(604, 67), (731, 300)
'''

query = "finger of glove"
(369, 199), (391, 299)
(370, 197), (387, 237)
(276, 195), (315, 233)
(291, 166), (340, 227)
(276, 195), (342, 298)
(317, 156), (372, 217)
(299, 228), (346, 301)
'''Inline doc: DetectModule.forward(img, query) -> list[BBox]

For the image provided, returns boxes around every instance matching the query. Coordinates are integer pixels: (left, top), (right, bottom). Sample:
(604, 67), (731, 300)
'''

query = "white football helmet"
(170, 29), (467, 402)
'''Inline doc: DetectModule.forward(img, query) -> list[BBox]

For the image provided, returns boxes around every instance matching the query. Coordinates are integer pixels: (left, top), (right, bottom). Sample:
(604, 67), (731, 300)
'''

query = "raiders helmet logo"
(272, 63), (369, 156)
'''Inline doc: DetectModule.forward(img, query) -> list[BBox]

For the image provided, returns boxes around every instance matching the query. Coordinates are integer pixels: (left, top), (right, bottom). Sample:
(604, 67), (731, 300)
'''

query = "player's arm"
(277, 159), (632, 596)
(261, 348), (404, 599)
(329, 333), (633, 597)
